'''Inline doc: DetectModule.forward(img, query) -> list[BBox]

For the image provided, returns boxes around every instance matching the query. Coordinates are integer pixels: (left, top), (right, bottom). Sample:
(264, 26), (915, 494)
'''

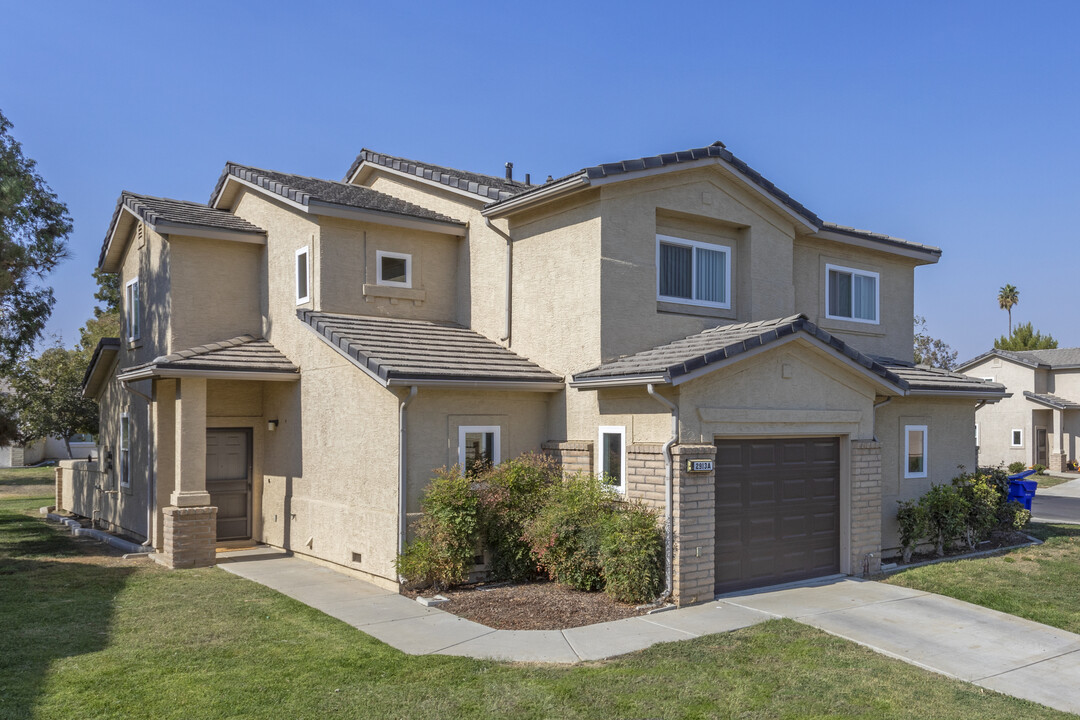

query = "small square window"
(1011, 429), (1023, 447)
(826, 264), (879, 324)
(904, 425), (928, 479)
(459, 425), (499, 475)
(125, 279), (140, 342)
(597, 426), (626, 492)
(377, 251), (412, 288)
(295, 247), (310, 304)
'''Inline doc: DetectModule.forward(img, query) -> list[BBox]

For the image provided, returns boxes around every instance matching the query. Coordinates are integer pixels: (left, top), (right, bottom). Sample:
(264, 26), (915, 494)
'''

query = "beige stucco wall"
(94, 371), (151, 540)
(965, 356), (1037, 467)
(793, 236), (918, 361)
(877, 396), (979, 550)
(317, 217), (459, 322)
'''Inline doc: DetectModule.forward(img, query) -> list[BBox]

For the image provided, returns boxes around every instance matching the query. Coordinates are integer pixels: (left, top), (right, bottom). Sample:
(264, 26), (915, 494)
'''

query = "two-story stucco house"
(73, 141), (1004, 604)
(958, 348), (1080, 472)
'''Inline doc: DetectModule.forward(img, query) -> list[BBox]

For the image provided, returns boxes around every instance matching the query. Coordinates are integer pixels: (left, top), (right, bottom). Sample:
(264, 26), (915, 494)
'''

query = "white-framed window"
(458, 425), (500, 475)
(904, 424), (928, 479)
(975, 424), (980, 447)
(120, 414), (131, 487)
(1011, 429), (1024, 447)
(295, 246), (310, 304)
(656, 234), (731, 309)
(597, 426), (627, 493)
(826, 263), (879, 324)
(376, 250), (412, 288)
(124, 278), (140, 342)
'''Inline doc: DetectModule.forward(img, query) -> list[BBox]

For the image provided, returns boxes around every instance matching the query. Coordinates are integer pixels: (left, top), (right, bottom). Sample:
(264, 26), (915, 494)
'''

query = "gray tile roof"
(877, 361), (1007, 395)
(81, 337), (121, 394)
(1024, 391), (1080, 410)
(345, 149), (531, 202)
(101, 191), (266, 266)
(957, 347), (1080, 371)
(301, 310), (562, 386)
(211, 163), (464, 226)
(120, 335), (297, 377)
(573, 315), (904, 388)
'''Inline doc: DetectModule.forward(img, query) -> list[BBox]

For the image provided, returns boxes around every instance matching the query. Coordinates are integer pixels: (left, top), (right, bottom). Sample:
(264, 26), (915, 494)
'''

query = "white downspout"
(398, 386), (418, 556)
(871, 396), (893, 442)
(121, 379), (154, 547)
(484, 218), (512, 344)
(647, 383), (678, 603)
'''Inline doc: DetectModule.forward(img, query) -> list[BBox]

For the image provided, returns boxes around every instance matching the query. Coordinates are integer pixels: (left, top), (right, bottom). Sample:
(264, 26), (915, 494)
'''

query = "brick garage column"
(1050, 452), (1067, 473)
(670, 444), (716, 606)
(541, 441), (593, 475)
(850, 440), (882, 576)
(54, 466), (64, 512)
(161, 506), (217, 568)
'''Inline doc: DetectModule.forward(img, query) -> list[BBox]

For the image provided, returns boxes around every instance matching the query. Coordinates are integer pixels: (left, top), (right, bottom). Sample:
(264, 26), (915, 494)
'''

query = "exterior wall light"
(267, 419), (279, 432)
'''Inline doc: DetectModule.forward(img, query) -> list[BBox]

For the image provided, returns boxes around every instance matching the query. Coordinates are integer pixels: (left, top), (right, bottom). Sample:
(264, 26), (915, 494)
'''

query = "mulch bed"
(404, 580), (648, 630)
(884, 529), (1034, 567)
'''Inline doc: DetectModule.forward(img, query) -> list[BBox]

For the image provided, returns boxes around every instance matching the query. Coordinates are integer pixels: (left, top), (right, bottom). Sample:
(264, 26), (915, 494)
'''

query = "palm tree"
(998, 284), (1020, 335)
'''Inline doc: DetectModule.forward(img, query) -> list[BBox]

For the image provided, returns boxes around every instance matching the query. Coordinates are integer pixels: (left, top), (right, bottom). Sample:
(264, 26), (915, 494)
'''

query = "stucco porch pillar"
(1051, 408), (1067, 472)
(159, 377), (216, 569)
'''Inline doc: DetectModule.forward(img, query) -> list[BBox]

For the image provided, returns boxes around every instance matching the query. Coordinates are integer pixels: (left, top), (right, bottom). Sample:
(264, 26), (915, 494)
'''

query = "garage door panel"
(715, 437), (840, 595)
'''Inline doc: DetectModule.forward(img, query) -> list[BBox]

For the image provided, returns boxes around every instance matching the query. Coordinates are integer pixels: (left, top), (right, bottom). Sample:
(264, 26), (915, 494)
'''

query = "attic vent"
(136, 223), (145, 249)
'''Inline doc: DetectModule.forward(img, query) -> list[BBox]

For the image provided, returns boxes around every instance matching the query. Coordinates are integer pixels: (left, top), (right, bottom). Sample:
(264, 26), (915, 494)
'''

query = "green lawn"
(0, 465), (55, 488)
(0, 494), (1071, 720)
(886, 523), (1080, 634)
(1037, 474), (1074, 489)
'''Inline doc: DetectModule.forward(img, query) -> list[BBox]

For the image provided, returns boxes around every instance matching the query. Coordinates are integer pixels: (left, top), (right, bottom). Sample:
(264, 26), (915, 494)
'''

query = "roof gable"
(117, 335), (298, 381)
(346, 149), (531, 202)
(957, 347), (1080, 372)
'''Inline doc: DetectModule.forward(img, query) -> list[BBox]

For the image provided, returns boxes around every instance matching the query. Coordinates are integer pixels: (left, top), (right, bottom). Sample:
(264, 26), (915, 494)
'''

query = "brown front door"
(714, 438), (841, 595)
(206, 428), (252, 541)
(1036, 427), (1048, 467)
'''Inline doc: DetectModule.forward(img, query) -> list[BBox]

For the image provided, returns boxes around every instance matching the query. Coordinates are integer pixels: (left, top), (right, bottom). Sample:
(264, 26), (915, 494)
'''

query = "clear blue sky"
(3, 0), (1077, 362)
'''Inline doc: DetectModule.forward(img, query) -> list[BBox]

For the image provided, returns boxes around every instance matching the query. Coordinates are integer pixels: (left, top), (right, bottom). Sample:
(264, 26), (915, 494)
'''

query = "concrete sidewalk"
(218, 548), (1080, 715)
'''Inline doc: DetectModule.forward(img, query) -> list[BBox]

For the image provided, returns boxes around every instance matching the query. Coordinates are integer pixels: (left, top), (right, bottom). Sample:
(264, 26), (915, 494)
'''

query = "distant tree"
(994, 322), (1058, 351)
(997, 284), (1019, 335)
(7, 344), (98, 457)
(913, 315), (958, 369)
(0, 109), (71, 366)
(91, 267), (119, 317)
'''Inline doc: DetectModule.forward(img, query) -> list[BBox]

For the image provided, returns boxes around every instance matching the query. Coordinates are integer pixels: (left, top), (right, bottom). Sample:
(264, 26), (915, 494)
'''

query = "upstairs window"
(656, 235), (730, 308)
(125, 279), (140, 342)
(295, 247), (310, 304)
(459, 425), (500, 476)
(377, 251), (412, 288)
(826, 264), (878, 323)
(597, 426), (626, 493)
(904, 425), (928, 479)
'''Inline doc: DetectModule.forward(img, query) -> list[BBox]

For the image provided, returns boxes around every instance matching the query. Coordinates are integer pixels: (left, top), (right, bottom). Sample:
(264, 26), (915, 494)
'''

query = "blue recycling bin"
(1006, 472), (1038, 511)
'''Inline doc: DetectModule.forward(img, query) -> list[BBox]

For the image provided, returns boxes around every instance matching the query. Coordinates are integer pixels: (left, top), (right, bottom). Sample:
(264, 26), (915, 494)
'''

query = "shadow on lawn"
(1027, 522), (1080, 542)
(0, 506), (136, 719)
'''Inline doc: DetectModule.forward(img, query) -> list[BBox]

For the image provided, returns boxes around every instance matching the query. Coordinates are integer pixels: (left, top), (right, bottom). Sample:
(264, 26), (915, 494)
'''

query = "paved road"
(1032, 494), (1080, 524)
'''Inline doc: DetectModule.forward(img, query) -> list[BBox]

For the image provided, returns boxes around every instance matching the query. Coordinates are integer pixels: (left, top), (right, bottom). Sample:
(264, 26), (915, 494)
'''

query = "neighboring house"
(958, 348), (1080, 472)
(73, 141), (1003, 604)
(0, 435), (96, 467)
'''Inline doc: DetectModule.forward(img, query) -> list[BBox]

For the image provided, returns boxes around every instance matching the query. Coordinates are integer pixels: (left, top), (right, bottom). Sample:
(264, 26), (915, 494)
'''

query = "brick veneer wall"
(670, 444), (717, 606)
(850, 440), (882, 576)
(542, 441), (593, 474)
(626, 444), (666, 513)
(161, 506), (217, 569)
(54, 466), (64, 512)
(1051, 451), (1066, 473)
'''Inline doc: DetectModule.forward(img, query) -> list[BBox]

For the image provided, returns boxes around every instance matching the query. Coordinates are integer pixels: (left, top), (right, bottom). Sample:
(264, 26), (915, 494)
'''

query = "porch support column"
(670, 444), (716, 607)
(153, 379), (177, 550)
(1050, 408), (1066, 472)
(160, 377), (216, 569)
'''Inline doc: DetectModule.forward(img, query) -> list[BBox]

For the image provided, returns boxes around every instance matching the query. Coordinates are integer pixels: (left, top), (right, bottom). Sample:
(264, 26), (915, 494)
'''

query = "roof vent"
(546, 175), (554, 183)
(505, 162), (513, 181)
(711, 140), (726, 148)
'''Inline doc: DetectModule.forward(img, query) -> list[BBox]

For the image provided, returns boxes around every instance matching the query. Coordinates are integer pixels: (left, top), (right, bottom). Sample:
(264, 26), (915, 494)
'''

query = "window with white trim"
(1011, 429), (1024, 447)
(295, 247), (310, 304)
(656, 235), (730, 308)
(597, 426), (626, 493)
(904, 424), (928, 479)
(459, 425), (500, 475)
(125, 278), (140, 342)
(120, 414), (131, 487)
(826, 264), (879, 323)
(376, 250), (412, 288)
(975, 424), (980, 447)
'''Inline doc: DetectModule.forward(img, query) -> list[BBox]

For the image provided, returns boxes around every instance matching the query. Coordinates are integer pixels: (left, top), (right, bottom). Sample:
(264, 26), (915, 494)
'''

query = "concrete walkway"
(218, 548), (1080, 715)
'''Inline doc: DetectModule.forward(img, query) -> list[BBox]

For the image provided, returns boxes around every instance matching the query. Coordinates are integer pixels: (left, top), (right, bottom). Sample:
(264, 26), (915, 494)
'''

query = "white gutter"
(482, 174), (590, 218)
(121, 379), (155, 547)
(646, 383), (678, 603)
(398, 386), (418, 558)
(117, 368), (300, 382)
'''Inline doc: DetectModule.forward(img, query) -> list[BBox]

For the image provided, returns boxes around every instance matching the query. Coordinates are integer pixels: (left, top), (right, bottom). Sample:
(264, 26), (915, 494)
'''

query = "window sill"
(817, 318), (885, 337)
(363, 284), (426, 305)
(126, 340), (142, 351)
(656, 301), (735, 320)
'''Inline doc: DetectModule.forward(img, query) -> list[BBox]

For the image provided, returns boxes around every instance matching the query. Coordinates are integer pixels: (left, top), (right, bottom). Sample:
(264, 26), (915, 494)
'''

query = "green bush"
(395, 468), (482, 590)
(474, 454), (560, 581)
(598, 503), (665, 603)
(523, 473), (614, 591)
(1033, 464), (1047, 475)
(953, 472), (1001, 550)
(896, 499), (928, 563)
(1000, 500), (1032, 531)
(1008, 461), (1026, 475)
(921, 484), (969, 557)
(979, 466), (1011, 503)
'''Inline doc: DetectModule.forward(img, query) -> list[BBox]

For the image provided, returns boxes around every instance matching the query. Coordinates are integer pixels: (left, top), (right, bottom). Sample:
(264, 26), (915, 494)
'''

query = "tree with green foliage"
(997, 284), (1019, 335)
(6, 343), (98, 457)
(913, 315), (958, 369)
(0, 109), (71, 366)
(994, 321), (1058, 351)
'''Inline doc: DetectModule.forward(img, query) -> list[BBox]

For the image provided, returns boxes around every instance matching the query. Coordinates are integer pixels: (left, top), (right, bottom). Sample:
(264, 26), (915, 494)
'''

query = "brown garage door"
(714, 438), (840, 595)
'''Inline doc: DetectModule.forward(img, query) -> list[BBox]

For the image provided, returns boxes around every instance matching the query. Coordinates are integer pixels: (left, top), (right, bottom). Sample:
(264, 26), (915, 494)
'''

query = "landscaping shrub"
(1033, 464), (1047, 475)
(953, 473), (1001, 550)
(979, 466), (1011, 503)
(921, 484), (969, 557)
(896, 499), (928, 563)
(1008, 461), (1026, 475)
(522, 473), (614, 591)
(598, 502), (665, 603)
(395, 468), (482, 589)
(473, 453), (560, 581)
(1000, 500), (1032, 531)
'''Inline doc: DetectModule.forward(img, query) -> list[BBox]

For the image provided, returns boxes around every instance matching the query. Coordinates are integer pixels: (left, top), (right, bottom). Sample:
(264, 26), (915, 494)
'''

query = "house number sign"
(686, 460), (714, 473)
